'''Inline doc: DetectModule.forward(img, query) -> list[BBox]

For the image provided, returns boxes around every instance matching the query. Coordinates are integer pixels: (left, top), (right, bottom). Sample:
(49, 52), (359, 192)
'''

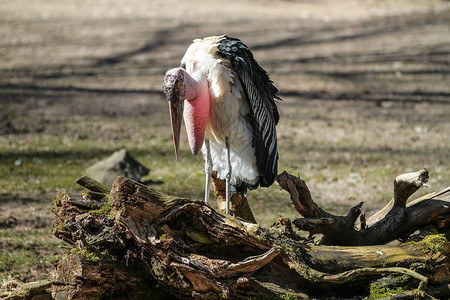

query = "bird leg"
(204, 139), (213, 204)
(225, 137), (231, 214)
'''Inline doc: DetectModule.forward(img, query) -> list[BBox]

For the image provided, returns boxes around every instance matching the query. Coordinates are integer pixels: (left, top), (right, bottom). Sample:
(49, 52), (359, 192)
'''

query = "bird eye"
(180, 62), (186, 69)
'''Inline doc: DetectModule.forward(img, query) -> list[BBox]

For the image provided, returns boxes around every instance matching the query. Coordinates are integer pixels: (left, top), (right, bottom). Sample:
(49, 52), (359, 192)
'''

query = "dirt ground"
(1, 0), (449, 283)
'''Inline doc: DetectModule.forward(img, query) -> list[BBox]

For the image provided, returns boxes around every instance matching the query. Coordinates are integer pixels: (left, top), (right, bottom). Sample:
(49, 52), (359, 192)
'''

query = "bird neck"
(182, 69), (208, 101)
(182, 69), (211, 156)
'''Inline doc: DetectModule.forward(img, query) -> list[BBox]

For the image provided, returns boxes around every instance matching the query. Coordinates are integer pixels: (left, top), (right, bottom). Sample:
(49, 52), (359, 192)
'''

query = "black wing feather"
(217, 36), (280, 187)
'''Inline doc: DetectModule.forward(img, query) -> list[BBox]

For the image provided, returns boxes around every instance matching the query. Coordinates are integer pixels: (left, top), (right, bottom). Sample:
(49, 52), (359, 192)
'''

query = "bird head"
(163, 67), (211, 160)
(163, 68), (185, 160)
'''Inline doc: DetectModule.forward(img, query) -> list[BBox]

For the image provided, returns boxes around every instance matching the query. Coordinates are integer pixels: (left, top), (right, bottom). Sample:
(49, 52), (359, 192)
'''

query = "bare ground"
(0, 0), (449, 282)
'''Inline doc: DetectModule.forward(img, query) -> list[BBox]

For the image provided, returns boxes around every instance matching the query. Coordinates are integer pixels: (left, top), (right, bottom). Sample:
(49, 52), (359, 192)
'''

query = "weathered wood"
(47, 174), (450, 299)
(50, 252), (166, 300)
(277, 169), (450, 246)
(305, 235), (449, 277)
(211, 172), (257, 223)
(50, 187), (169, 300)
(0, 279), (52, 300)
(76, 175), (111, 194)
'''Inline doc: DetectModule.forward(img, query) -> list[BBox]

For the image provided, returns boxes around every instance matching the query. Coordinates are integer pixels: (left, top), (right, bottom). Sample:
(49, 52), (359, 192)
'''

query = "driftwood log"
(41, 169), (450, 299)
(276, 169), (450, 246)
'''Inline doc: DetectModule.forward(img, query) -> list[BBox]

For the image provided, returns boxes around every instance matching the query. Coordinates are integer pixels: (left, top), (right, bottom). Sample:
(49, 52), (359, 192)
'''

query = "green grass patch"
(0, 228), (63, 281)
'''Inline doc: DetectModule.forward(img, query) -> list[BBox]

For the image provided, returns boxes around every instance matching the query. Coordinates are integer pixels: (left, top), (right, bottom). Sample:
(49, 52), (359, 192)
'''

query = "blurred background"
(1, 0), (449, 282)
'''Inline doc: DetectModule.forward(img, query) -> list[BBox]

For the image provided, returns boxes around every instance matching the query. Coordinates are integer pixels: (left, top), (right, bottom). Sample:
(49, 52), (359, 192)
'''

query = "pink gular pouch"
(183, 72), (211, 156)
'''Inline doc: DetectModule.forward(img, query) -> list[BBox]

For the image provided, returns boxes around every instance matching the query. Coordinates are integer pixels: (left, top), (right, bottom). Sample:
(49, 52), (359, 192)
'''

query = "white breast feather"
(184, 37), (259, 187)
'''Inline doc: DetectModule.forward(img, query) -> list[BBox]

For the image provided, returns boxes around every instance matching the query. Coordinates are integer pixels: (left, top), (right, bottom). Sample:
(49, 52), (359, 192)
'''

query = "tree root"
(276, 169), (450, 246)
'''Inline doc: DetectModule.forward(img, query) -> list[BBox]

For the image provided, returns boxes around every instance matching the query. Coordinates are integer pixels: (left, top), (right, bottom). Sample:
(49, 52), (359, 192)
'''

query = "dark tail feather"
(230, 183), (248, 196)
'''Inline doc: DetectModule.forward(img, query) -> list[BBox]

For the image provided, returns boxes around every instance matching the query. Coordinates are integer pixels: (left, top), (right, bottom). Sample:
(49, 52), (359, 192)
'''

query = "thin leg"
(225, 137), (231, 214)
(204, 139), (212, 204)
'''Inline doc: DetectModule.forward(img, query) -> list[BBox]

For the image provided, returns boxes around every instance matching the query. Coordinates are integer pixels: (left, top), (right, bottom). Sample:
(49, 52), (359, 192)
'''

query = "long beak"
(169, 99), (184, 160)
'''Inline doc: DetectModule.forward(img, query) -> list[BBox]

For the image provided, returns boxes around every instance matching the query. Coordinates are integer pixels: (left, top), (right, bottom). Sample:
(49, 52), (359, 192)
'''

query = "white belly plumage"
(202, 94), (259, 187)
(182, 36), (260, 187)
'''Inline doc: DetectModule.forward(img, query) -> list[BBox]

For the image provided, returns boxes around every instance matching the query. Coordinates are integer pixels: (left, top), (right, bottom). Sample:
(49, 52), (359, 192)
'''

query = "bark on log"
(211, 172), (257, 223)
(0, 279), (52, 300)
(47, 173), (450, 299)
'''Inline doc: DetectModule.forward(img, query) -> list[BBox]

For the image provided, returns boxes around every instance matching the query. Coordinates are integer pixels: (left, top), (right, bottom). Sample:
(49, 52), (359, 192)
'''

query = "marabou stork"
(162, 35), (280, 214)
